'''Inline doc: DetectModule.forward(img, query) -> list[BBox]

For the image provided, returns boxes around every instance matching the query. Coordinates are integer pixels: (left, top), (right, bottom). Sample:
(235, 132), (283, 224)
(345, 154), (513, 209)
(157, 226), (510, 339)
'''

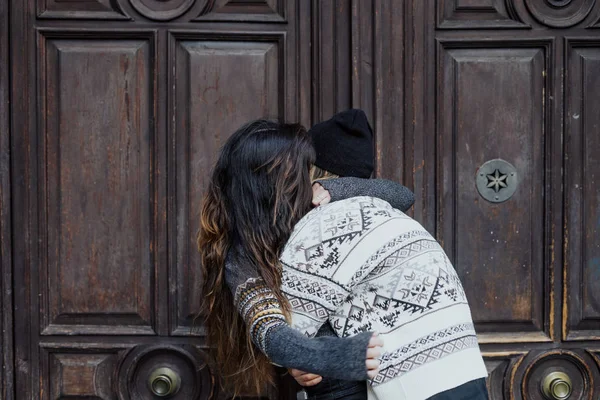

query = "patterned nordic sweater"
(225, 177), (415, 381)
(279, 196), (488, 400)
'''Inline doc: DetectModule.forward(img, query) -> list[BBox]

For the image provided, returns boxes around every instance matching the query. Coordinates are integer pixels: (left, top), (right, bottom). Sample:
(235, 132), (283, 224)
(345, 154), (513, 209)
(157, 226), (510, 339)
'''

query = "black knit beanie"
(309, 109), (374, 178)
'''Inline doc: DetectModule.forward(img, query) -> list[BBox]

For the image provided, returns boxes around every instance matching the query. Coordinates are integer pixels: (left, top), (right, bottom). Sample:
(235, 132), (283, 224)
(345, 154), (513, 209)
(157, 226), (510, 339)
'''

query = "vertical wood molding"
(310, 0), (408, 189)
(373, 0), (408, 185)
(0, 0), (13, 396)
(297, 0), (311, 128)
(408, 0), (437, 233)
(310, 0), (353, 125)
(350, 0), (374, 116)
(10, 0), (37, 396)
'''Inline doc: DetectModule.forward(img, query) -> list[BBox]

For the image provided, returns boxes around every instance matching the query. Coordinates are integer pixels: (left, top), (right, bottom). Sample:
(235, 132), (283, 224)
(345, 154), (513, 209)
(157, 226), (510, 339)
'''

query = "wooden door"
(412, 1), (600, 399)
(283, 1), (600, 398)
(7, 0), (309, 399)
(5, 0), (600, 399)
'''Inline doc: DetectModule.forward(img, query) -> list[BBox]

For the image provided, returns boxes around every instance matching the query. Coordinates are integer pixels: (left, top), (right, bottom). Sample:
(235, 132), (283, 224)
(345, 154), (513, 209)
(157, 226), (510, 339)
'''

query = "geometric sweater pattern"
(229, 178), (420, 383)
(279, 196), (487, 399)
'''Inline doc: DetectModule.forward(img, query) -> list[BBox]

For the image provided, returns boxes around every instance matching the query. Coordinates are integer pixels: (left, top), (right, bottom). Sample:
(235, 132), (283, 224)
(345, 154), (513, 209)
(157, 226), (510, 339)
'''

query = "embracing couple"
(198, 110), (489, 400)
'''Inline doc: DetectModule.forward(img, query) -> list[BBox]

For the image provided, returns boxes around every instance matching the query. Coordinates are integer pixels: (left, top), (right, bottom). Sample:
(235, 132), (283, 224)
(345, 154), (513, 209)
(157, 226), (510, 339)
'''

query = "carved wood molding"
(437, 0), (529, 29)
(524, 0), (596, 27)
(194, 0), (284, 22)
(129, 0), (197, 21)
(37, 0), (130, 20)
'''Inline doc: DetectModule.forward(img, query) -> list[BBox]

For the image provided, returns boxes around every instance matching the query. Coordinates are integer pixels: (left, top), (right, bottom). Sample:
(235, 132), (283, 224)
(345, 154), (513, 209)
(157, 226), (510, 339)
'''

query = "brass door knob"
(148, 367), (181, 397)
(541, 371), (572, 400)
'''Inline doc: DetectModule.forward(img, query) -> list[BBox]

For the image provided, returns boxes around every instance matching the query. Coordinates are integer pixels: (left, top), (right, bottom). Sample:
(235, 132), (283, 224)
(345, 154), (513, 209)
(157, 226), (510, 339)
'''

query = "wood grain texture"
(7, 0), (600, 398)
(194, 0), (285, 22)
(310, 0), (353, 123)
(437, 41), (549, 339)
(427, 0), (598, 397)
(564, 39), (600, 342)
(170, 33), (283, 335)
(38, 32), (158, 336)
(0, 0), (13, 396)
(47, 352), (118, 399)
(482, 352), (527, 400)
(11, 0), (306, 394)
(524, 0), (596, 28)
(37, 0), (130, 20)
(437, 0), (528, 29)
(129, 0), (196, 21)
(11, 0), (38, 397)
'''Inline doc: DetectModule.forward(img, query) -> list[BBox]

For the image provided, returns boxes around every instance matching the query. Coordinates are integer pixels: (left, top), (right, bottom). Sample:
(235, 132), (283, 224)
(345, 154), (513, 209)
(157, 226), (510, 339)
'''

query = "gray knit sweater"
(224, 178), (414, 381)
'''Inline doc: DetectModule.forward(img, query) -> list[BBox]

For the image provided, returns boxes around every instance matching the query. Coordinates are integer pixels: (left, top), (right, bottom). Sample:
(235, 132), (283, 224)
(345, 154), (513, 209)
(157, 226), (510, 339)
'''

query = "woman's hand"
(366, 333), (383, 379)
(289, 369), (323, 387)
(290, 333), (383, 387)
(312, 183), (331, 206)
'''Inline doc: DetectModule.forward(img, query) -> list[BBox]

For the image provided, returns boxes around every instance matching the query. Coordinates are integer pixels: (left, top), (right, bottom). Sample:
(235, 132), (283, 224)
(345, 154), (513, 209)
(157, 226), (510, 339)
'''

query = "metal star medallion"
(486, 169), (508, 193)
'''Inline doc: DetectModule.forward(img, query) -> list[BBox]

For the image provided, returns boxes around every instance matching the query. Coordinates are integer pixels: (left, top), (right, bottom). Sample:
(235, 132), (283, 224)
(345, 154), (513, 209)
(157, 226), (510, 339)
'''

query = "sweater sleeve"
(317, 177), (415, 212)
(225, 256), (370, 381)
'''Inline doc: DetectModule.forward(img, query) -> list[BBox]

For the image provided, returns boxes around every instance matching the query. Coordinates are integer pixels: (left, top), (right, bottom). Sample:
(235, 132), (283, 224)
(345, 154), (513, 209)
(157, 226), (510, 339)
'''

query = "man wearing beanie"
(311, 108), (374, 178)
(308, 109), (413, 211)
(288, 109), (405, 400)
(283, 110), (488, 400)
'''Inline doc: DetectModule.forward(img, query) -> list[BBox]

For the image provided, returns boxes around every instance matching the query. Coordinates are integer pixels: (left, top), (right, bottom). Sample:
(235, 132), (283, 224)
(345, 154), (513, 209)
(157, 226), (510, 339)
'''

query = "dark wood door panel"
(437, 0), (527, 29)
(564, 39), (600, 342)
(37, 32), (159, 336)
(170, 32), (286, 335)
(13, 0), (303, 397)
(483, 352), (528, 399)
(522, 0), (597, 29)
(127, 0), (198, 21)
(439, 0), (600, 29)
(437, 42), (550, 342)
(39, 342), (218, 400)
(38, 0), (130, 20)
(44, 349), (120, 399)
(431, 0), (600, 396)
(193, 0), (285, 22)
(37, 0), (285, 22)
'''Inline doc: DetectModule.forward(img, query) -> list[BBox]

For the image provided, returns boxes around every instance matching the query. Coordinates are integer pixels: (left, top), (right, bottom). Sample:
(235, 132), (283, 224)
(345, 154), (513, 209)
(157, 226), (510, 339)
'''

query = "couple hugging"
(199, 110), (489, 400)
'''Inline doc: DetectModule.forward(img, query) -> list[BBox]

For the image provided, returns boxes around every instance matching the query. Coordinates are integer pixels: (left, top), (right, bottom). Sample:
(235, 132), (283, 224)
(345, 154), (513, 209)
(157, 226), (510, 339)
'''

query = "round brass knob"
(541, 371), (572, 400)
(148, 367), (181, 397)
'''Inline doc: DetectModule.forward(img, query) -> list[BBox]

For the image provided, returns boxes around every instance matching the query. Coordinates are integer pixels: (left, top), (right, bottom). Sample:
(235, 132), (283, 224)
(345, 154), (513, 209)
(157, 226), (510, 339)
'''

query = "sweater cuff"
(265, 325), (371, 381)
(234, 277), (288, 353)
(314, 178), (348, 203)
(317, 177), (415, 212)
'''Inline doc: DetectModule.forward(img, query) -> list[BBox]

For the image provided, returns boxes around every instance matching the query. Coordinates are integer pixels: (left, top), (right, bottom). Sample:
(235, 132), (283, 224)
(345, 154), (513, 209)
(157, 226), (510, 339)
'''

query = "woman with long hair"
(199, 117), (415, 397)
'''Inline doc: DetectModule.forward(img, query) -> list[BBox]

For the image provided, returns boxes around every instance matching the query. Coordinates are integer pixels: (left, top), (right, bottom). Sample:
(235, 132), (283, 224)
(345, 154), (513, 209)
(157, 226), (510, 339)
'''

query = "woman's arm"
(316, 177), (415, 212)
(225, 256), (378, 381)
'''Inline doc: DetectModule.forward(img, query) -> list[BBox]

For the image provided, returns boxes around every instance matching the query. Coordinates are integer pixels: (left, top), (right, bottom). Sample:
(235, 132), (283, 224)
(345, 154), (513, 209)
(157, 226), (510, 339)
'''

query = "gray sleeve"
(317, 177), (415, 212)
(266, 325), (371, 381)
(224, 255), (369, 380)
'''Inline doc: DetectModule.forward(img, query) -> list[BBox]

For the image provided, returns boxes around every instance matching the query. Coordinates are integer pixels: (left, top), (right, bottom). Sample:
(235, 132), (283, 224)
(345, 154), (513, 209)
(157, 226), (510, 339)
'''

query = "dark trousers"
(427, 378), (489, 400)
(300, 377), (488, 400)
(303, 379), (367, 400)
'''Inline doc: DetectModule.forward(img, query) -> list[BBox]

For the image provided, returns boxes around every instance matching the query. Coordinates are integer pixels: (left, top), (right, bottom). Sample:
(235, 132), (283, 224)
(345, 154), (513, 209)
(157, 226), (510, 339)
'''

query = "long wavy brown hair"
(198, 120), (316, 396)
